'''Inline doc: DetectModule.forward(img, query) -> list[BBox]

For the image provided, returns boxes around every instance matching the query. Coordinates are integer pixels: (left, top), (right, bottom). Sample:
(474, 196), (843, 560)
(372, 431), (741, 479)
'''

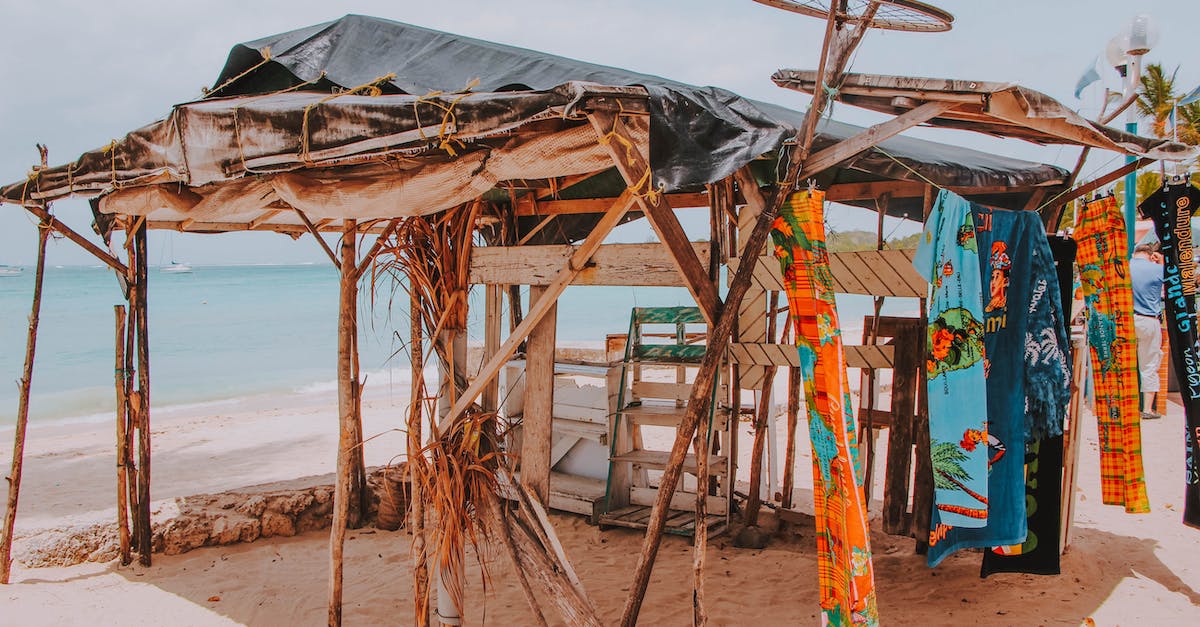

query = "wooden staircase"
(599, 307), (733, 537)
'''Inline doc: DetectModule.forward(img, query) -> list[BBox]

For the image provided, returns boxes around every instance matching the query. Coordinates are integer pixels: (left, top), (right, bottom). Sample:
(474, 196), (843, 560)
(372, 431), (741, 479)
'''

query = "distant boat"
(0, 265), (22, 277)
(160, 262), (193, 274)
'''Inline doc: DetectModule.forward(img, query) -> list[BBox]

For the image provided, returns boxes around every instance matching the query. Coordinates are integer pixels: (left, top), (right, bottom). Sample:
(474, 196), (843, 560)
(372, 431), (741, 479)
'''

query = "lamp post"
(1107, 14), (1160, 254)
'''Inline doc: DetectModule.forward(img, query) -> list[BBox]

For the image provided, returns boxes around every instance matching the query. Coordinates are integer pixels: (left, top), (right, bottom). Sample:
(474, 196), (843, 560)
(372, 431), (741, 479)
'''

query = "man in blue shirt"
(1130, 242), (1165, 419)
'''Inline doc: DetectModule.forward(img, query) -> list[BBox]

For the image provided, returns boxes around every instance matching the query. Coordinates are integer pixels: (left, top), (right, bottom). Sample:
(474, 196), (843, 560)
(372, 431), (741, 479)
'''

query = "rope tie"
(413, 78), (479, 157)
(205, 47), (273, 99)
(300, 73), (397, 166)
(103, 139), (121, 188)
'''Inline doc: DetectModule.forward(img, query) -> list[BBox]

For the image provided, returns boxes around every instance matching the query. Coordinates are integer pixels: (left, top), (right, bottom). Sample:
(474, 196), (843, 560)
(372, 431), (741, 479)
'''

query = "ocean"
(0, 265), (919, 425)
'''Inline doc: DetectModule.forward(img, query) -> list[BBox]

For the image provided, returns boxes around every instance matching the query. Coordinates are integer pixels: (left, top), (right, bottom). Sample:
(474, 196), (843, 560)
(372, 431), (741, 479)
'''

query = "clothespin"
(806, 178), (817, 194)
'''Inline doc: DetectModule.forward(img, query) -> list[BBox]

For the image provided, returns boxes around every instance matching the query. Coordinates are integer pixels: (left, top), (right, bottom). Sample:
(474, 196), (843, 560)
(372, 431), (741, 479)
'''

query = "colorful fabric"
(927, 205), (1070, 567)
(981, 235), (1075, 576)
(1140, 182), (1200, 528)
(912, 189), (990, 529)
(771, 190), (878, 626)
(1075, 195), (1150, 513)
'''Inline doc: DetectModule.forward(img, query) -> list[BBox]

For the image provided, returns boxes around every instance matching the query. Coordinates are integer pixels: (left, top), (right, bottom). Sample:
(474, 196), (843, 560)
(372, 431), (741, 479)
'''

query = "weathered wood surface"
(469, 242), (711, 287)
(589, 111), (722, 325)
(328, 220), (357, 627)
(880, 318), (922, 535)
(113, 305), (131, 566)
(729, 249), (926, 298)
(0, 221), (49, 584)
(524, 286), (558, 504)
(132, 223), (152, 566)
(728, 342), (894, 369)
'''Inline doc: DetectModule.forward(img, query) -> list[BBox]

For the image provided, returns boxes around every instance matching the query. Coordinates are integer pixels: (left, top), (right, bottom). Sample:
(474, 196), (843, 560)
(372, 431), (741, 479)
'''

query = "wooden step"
(598, 504), (728, 538)
(611, 450), (727, 473)
(619, 403), (730, 430)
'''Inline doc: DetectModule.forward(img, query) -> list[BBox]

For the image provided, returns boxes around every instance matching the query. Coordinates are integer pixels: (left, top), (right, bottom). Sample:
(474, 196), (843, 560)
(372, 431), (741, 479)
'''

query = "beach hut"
(0, 13), (1189, 626)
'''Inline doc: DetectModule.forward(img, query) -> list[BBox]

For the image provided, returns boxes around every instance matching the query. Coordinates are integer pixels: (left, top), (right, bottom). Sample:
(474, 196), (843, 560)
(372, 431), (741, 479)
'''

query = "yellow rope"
(104, 139), (120, 188)
(299, 73), (397, 165)
(873, 146), (945, 192)
(205, 47), (273, 99)
(412, 78), (479, 157)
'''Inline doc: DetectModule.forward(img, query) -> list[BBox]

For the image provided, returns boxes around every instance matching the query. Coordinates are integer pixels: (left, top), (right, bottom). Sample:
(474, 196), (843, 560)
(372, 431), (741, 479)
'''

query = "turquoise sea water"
(0, 265), (917, 424)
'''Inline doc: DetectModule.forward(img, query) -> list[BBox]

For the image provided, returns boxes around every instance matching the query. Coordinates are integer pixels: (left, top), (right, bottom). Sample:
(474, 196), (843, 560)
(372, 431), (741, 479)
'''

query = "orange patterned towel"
(1075, 195), (1150, 513)
(771, 190), (878, 626)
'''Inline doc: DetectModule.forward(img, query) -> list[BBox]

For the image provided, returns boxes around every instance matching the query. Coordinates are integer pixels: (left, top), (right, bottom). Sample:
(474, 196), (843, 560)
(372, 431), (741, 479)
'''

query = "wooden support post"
(114, 305), (131, 566)
(881, 321), (920, 535)
(524, 286), (557, 504)
(132, 221), (152, 566)
(618, 166), (780, 625)
(483, 285), (502, 413)
(329, 219), (357, 627)
(409, 289), (431, 627)
(781, 366), (801, 510)
(0, 219), (50, 584)
(744, 293), (780, 527)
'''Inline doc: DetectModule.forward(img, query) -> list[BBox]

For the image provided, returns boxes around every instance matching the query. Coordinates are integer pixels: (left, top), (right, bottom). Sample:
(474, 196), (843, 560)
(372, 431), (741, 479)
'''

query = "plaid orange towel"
(772, 190), (879, 626)
(1075, 196), (1150, 514)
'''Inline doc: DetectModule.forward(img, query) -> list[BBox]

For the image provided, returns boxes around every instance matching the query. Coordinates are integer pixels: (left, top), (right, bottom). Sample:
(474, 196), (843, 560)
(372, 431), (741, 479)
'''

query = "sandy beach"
(1, 374), (1198, 626)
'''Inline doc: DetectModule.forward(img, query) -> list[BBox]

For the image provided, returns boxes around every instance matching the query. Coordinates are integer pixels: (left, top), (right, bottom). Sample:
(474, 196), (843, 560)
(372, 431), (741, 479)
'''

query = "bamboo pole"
(114, 305), (131, 566)
(0, 219), (50, 584)
(410, 287), (431, 627)
(132, 221), (152, 566)
(123, 282), (139, 552)
(329, 219), (357, 627)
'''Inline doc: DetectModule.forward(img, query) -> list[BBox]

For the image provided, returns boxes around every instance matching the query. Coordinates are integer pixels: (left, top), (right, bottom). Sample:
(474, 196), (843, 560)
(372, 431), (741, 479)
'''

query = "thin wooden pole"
(781, 362), (801, 510)
(0, 219), (50, 584)
(744, 292), (779, 527)
(123, 281), (139, 552)
(23, 205), (128, 276)
(329, 219), (357, 627)
(113, 305), (131, 566)
(409, 287), (431, 627)
(132, 221), (151, 566)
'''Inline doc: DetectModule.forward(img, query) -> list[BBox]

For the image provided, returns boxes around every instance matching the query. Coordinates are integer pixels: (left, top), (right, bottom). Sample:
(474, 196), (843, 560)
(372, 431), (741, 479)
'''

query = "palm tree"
(1137, 63), (1178, 139)
(930, 441), (986, 504)
(1178, 102), (1200, 146)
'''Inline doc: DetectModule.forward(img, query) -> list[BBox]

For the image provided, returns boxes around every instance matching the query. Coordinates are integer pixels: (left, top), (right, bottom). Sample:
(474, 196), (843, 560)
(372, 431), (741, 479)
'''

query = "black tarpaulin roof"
(3, 14), (1090, 236)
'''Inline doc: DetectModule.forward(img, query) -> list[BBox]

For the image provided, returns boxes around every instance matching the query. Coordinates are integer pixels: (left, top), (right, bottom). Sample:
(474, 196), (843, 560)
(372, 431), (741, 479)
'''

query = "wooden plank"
(882, 320), (921, 535)
(589, 111), (722, 326)
(839, 251), (895, 296)
(469, 242), (711, 287)
(826, 180), (925, 202)
(524, 285), (558, 504)
(482, 285), (502, 413)
(826, 252), (870, 295)
(732, 250), (926, 298)
(629, 488), (729, 515)
(442, 190), (637, 427)
(142, 219), (390, 235)
(728, 342), (800, 367)
(611, 450), (727, 473)
(515, 192), (709, 216)
(844, 345), (896, 369)
(23, 205), (129, 276)
(796, 101), (960, 180)
(1055, 157), (1156, 208)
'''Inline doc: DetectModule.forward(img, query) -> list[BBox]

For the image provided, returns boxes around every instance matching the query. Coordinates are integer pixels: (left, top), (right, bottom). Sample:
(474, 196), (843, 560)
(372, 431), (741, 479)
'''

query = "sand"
(2, 382), (1198, 626)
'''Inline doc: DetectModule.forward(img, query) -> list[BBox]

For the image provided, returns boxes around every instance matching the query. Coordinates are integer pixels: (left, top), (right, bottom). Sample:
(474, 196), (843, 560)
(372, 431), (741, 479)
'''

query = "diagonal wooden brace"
(587, 111), (723, 326)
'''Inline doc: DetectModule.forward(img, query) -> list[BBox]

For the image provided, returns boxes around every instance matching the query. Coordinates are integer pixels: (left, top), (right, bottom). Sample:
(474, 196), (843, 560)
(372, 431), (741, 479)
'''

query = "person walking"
(1130, 242), (1165, 420)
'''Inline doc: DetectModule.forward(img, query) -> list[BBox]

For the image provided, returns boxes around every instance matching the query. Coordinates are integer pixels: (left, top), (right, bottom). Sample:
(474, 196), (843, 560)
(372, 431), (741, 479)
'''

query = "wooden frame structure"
(1, 12), (1192, 627)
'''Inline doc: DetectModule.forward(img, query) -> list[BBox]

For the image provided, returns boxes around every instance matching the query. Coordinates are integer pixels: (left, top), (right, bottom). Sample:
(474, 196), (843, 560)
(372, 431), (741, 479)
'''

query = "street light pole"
(1124, 52), (1142, 255)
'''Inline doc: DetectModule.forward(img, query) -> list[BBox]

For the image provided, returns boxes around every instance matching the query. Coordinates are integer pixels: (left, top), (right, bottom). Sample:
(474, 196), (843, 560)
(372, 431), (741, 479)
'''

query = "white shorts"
(1134, 314), (1163, 394)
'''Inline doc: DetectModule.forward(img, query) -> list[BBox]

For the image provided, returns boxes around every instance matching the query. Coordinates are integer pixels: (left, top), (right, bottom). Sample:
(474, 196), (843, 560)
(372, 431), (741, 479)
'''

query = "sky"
(0, 0), (1194, 266)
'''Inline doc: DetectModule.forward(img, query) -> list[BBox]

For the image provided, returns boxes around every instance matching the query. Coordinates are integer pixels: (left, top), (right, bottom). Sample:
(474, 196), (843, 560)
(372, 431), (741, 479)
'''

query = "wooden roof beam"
(797, 100), (961, 181)
(588, 110), (723, 326)
(23, 205), (128, 275)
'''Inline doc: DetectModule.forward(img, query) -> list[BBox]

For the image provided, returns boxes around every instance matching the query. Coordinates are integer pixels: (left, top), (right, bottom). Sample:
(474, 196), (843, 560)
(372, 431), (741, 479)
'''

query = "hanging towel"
(1075, 195), (1150, 514)
(1141, 182), (1200, 528)
(980, 235), (1076, 576)
(912, 189), (990, 530)
(927, 204), (1069, 566)
(771, 190), (878, 627)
